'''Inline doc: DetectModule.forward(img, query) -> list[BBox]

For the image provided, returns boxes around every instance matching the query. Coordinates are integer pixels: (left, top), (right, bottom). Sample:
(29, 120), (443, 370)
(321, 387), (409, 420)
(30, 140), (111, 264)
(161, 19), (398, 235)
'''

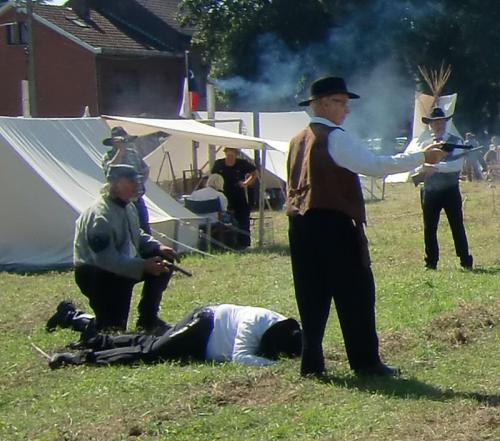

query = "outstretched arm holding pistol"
(411, 143), (451, 185)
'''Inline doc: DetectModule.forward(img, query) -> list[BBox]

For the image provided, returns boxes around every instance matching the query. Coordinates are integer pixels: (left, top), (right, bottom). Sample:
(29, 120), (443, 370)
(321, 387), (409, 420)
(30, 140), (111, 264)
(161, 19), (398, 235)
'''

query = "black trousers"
(83, 307), (214, 365)
(420, 185), (471, 267)
(289, 210), (380, 375)
(75, 264), (171, 332)
(228, 197), (251, 248)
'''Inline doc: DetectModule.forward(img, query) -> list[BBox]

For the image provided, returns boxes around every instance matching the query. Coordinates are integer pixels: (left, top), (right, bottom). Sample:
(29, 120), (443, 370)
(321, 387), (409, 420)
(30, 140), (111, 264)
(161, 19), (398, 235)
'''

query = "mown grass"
(0, 181), (498, 441)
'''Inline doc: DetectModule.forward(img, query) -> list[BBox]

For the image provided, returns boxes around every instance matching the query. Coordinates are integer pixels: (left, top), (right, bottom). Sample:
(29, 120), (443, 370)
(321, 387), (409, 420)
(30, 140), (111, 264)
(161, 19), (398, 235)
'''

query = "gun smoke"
(214, 1), (445, 143)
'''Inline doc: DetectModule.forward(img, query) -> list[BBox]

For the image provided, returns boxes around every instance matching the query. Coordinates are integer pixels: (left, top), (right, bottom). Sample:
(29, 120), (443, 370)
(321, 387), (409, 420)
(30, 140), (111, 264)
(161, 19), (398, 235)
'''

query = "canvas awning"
(104, 116), (273, 150)
(103, 115), (281, 247)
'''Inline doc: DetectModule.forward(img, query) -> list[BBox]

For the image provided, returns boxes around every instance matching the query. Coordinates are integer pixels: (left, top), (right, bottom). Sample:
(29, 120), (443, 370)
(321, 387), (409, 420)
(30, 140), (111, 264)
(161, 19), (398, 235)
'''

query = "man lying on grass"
(46, 301), (302, 369)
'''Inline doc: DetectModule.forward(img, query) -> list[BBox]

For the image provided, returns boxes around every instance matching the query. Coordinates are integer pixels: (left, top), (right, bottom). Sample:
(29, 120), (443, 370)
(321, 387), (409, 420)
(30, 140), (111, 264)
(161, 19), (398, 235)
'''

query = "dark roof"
(32, 1), (190, 55)
(34, 4), (156, 53)
(134, 0), (191, 35)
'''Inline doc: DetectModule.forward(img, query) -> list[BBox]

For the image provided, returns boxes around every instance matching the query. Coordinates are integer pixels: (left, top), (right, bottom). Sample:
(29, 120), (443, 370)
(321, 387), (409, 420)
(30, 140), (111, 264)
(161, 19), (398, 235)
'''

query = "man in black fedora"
(406, 106), (473, 270)
(287, 76), (447, 378)
(46, 303), (302, 369)
(102, 126), (152, 234)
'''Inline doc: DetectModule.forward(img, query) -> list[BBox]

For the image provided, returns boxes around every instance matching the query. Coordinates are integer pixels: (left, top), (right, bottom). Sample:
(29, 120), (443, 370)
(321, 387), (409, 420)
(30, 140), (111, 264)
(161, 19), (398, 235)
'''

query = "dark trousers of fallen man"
(48, 307), (214, 369)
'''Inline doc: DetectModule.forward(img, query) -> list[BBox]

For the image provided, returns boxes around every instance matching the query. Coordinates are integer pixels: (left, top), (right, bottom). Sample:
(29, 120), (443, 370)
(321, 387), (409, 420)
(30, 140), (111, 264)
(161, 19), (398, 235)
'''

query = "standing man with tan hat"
(102, 126), (152, 234)
(406, 107), (473, 270)
(287, 76), (447, 378)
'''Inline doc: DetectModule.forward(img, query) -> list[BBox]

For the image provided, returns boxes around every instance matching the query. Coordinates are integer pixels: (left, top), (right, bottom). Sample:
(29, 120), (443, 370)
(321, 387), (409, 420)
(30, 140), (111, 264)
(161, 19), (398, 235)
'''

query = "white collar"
(309, 116), (342, 129)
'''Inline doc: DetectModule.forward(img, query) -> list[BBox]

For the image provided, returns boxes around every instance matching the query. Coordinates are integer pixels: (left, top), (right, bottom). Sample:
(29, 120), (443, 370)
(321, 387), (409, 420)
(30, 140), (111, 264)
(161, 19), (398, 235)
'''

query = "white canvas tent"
(0, 117), (200, 272)
(104, 115), (285, 246)
(196, 111), (308, 186)
(196, 111), (385, 200)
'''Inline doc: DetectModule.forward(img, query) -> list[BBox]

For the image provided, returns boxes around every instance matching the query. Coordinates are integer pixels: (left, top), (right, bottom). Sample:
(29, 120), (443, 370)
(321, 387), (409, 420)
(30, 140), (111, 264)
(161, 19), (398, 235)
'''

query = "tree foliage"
(179, 0), (500, 135)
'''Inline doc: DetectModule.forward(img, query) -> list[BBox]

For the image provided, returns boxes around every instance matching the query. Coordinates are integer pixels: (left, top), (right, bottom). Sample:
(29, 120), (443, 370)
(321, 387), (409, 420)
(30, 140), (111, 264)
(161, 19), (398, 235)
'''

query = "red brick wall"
(0, 8), (187, 118)
(0, 9), (98, 117)
(0, 9), (29, 116)
(97, 55), (185, 118)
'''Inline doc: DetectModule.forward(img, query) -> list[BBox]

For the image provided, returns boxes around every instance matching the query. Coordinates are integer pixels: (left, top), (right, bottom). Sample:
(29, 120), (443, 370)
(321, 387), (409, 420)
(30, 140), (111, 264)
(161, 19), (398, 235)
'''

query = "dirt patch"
(425, 301), (498, 346)
(379, 329), (417, 357)
(200, 370), (303, 407)
(393, 406), (500, 441)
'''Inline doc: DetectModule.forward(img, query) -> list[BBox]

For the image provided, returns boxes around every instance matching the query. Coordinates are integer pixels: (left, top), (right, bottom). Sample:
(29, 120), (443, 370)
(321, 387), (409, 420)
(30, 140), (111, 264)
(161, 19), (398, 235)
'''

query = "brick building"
(0, 0), (194, 117)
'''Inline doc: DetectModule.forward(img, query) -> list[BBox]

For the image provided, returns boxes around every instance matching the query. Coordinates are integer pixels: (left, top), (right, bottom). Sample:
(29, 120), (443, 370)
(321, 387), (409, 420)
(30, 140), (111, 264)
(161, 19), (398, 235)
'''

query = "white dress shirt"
(405, 131), (465, 173)
(310, 116), (425, 177)
(205, 304), (287, 366)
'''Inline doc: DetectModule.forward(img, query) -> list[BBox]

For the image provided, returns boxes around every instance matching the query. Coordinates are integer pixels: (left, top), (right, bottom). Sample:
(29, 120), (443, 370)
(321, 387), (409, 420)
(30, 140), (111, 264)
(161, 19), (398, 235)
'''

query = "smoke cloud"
(214, 1), (445, 141)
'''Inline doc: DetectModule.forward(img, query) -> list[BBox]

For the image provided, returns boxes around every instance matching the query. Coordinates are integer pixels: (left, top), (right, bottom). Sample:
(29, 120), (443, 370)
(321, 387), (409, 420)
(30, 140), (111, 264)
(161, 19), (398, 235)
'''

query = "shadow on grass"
(320, 374), (500, 407)
(469, 266), (500, 275)
(0, 264), (73, 276)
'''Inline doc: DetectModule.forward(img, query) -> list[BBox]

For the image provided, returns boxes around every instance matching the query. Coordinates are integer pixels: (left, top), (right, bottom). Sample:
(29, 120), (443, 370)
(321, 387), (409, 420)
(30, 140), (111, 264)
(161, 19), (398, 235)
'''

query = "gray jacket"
(74, 196), (161, 280)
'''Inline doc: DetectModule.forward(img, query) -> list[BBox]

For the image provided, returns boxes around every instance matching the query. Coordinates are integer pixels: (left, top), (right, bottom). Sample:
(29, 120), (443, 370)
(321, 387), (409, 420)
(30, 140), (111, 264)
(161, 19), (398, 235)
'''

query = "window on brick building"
(6, 22), (27, 45)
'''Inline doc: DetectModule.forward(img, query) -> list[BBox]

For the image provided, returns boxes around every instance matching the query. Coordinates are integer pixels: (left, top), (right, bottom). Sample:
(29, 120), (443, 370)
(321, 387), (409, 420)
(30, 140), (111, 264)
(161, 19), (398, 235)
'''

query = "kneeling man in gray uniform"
(72, 164), (177, 334)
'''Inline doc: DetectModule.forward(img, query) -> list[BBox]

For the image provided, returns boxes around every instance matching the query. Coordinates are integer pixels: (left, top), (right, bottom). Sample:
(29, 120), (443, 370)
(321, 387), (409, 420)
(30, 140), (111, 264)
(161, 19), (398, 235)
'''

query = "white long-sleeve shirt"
(205, 304), (287, 366)
(310, 117), (425, 177)
(404, 130), (465, 173)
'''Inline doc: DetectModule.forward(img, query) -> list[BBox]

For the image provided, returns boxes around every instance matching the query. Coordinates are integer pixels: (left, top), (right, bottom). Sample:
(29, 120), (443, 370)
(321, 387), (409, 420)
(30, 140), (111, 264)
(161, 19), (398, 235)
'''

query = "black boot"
(460, 255), (473, 270)
(46, 300), (77, 332)
(48, 351), (88, 369)
(136, 317), (171, 336)
(47, 300), (95, 336)
(69, 311), (95, 333)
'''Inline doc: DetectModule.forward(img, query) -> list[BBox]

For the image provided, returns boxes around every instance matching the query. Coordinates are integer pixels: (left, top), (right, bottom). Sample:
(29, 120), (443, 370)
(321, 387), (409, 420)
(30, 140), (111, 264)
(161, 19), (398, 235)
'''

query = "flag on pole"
(178, 69), (200, 118)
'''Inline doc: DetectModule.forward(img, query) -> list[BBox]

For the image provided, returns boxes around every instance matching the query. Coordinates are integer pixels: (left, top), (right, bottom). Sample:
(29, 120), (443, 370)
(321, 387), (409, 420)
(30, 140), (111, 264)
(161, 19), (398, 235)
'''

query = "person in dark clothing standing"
(287, 76), (447, 378)
(405, 107), (474, 270)
(212, 148), (258, 248)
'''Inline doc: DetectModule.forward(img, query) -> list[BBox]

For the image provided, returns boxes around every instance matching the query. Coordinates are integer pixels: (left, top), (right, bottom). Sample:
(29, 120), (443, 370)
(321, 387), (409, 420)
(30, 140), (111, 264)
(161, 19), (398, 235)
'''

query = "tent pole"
(207, 83), (217, 169)
(258, 146), (267, 248)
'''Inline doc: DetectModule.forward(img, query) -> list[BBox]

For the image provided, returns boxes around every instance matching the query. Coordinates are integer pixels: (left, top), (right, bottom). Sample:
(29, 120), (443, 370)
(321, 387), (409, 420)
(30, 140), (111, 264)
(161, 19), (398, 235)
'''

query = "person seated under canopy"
(186, 174), (237, 250)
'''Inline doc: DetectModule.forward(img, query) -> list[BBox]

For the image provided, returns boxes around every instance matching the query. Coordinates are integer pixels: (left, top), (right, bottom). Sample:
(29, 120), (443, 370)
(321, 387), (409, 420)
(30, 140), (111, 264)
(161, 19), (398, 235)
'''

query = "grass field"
(0, 181), (498, 441)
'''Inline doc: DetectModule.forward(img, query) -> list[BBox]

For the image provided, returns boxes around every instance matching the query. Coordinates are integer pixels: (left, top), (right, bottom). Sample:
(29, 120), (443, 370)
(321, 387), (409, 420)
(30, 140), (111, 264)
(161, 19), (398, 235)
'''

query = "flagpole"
(184, 50), (190, 81)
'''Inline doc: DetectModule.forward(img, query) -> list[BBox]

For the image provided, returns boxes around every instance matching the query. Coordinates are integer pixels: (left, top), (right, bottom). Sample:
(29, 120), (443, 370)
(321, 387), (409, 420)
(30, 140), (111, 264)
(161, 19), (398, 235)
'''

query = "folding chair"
(184, 198), (222, 252)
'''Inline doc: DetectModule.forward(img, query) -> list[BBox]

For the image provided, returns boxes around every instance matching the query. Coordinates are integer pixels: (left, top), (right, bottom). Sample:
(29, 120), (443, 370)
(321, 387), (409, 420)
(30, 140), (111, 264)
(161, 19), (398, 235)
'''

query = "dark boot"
(46, 300), (77, 332)
(136, 317), (171, 336)
(48, 351), (88, 369)
(69, 311), (95, 333)
(460, 254), (473, 270)
(46, 300), (95, 334)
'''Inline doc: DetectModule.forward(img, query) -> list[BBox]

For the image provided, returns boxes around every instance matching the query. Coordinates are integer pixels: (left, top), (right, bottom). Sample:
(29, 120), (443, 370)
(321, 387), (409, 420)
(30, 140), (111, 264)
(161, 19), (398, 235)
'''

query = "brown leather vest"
(286, 123), (366, 224)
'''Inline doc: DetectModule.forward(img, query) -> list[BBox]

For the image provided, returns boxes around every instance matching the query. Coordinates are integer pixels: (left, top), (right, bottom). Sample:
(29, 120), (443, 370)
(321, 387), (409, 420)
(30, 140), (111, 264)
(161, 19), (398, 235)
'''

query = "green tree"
(180, 0), (500, 134)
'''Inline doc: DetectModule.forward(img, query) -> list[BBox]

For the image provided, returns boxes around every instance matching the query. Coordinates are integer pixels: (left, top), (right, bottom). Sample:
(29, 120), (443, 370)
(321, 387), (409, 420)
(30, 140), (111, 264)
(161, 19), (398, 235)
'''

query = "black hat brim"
(421, 114), (453, 124)
(102, 135), (138, 146)
(298, 91), (360, 106)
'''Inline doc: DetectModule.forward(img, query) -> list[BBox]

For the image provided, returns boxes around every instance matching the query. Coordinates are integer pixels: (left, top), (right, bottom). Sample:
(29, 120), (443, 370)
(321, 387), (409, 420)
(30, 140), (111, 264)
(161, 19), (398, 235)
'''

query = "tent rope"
(150, 226), (214, 257)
